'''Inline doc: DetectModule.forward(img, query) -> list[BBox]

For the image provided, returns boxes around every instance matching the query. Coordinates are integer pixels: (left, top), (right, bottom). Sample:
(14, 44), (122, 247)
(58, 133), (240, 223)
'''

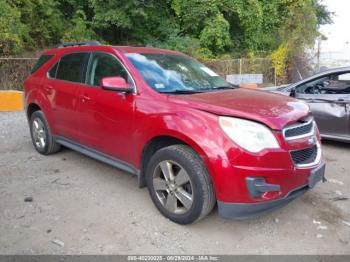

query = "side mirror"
(290, 88), (296, 97)
(100, 77), (133, 93)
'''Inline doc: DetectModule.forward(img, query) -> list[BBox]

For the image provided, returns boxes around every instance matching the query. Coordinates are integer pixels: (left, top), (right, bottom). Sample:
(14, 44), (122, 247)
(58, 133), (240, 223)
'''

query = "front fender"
(132, 106), (242, 199)
(135, 109), (230, 162)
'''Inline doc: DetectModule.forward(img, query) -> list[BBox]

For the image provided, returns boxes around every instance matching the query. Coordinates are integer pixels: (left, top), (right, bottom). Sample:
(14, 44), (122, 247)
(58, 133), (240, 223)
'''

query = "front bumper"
(218, 162), (326, 219)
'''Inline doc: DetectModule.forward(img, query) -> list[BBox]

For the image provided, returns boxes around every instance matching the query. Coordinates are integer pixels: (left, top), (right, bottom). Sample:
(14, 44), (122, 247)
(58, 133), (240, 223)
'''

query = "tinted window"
(48, 62), (58, 78)
(87, 52), (130, 86)
(31, 55), (53, 74)
(56, 53), (89, 83)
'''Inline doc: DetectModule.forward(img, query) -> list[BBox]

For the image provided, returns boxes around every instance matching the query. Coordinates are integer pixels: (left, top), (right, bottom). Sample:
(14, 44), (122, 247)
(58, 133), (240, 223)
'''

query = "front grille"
(283, 119), (314, 140)
(290, 145), (318, 165)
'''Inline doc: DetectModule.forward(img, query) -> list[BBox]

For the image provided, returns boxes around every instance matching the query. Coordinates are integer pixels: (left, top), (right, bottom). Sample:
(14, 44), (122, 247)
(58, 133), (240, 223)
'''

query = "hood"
(168, 88), (310, 130)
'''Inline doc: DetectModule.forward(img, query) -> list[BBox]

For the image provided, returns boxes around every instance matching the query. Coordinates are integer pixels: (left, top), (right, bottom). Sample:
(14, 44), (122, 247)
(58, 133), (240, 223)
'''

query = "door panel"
(44, 78), (81, 140)
(294, 71), (350, 139)
(77, 52), (136, 162)
(296, 93), (350, 138)
(45, 52), (89, 141)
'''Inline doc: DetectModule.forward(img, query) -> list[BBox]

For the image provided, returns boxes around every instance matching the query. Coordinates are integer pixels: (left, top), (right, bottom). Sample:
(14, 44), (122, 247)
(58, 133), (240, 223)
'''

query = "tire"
(146, 145), (216, 224)
(29, 111), (61, 155)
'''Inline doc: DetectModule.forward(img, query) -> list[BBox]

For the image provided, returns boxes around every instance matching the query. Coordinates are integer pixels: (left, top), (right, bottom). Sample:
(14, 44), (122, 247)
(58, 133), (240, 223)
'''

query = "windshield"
(125, 53), (233, 93)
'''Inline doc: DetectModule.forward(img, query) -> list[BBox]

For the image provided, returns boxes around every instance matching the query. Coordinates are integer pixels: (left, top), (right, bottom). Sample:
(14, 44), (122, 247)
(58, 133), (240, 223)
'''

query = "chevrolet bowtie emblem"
(308, 136), (316, 145)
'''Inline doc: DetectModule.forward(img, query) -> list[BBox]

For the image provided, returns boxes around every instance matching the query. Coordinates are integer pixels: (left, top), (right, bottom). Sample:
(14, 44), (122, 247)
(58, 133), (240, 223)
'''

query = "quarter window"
(48, 62), (58, 78)
(56, 53), (89, 83)
(31, 55), (53, 74)
(87, 52), (130, 86)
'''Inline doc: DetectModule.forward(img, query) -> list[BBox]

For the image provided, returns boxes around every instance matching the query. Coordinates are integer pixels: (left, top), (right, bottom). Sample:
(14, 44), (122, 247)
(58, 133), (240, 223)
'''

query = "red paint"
(24, 45), (324, 204)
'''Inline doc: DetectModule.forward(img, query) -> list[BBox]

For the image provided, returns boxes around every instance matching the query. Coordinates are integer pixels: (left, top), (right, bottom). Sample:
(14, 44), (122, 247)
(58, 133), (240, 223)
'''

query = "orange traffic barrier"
(240, 83), (258, 89)
(0, 91), (23, 111)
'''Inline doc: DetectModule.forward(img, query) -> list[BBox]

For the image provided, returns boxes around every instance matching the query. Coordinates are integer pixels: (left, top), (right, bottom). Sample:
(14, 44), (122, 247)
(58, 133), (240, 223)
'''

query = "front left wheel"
(29, 111), (61, 155)
(146, 145), (216, 224)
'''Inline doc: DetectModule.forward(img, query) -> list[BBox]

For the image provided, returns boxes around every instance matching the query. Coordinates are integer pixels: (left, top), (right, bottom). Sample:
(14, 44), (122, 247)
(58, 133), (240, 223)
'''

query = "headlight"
(219, 117), (280, 153)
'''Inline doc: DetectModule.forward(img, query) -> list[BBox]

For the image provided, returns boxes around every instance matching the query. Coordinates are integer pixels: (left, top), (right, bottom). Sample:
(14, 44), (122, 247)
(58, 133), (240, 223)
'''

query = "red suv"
(24, 42), (326, 224)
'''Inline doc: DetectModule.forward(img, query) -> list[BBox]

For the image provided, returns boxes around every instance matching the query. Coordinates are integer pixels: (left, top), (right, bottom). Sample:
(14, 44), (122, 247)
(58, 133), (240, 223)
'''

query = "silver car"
(265, 67), (350, 142)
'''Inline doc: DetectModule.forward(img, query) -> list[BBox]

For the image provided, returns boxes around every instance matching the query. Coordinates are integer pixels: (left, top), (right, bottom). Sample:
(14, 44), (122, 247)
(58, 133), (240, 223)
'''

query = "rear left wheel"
(29, 111), (61, 155)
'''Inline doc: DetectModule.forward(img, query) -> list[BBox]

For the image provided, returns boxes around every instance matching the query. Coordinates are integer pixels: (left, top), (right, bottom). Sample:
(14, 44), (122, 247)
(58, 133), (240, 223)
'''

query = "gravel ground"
(0, 112), (349, 255)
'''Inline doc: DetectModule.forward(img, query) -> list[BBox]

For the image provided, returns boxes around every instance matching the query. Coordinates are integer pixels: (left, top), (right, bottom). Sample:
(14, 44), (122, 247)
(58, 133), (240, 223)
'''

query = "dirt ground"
(0, 112), (349, 255)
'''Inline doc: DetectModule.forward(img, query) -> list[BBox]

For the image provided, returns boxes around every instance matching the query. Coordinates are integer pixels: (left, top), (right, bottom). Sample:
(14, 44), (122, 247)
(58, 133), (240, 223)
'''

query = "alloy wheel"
(153, 160), (194, 214)
(32, 118), (47, 149)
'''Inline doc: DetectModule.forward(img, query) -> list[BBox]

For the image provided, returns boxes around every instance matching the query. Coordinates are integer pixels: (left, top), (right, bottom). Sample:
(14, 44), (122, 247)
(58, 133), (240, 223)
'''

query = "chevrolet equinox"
(24, 41), (326, 224)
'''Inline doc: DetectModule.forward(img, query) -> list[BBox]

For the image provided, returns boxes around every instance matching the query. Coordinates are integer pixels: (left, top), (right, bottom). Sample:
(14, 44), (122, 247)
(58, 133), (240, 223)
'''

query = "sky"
(320, 0), (350, 57)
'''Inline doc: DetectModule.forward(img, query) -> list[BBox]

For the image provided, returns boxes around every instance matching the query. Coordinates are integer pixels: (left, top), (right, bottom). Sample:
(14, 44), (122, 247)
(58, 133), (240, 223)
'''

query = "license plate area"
(308, 163), (326, 188)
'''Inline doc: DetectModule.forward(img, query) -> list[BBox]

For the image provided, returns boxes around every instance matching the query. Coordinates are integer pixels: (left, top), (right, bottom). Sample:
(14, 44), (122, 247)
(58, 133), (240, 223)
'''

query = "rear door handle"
(44, 85), (53, 93)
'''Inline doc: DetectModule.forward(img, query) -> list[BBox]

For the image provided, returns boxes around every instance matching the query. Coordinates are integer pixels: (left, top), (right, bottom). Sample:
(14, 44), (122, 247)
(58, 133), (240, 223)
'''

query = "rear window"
(56, 52), (89, 83)
(31, 55), (54, 74)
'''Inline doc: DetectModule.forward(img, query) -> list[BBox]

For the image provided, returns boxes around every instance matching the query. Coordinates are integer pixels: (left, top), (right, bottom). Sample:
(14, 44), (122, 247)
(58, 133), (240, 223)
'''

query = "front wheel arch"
(139, 134), (209, 188)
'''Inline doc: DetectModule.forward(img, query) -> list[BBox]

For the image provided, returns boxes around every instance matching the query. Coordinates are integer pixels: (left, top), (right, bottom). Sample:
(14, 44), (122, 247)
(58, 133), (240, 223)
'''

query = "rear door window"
(31, 55), (54, 74)
(56, 52), (89, 83)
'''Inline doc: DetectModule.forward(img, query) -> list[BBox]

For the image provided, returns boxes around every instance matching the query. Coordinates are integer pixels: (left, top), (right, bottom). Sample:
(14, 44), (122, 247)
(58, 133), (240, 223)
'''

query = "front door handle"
(80, 94), (91, 103)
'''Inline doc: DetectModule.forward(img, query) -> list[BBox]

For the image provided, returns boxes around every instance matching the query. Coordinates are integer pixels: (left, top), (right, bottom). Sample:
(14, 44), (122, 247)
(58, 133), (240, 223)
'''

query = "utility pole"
(316, 36), (321, 73)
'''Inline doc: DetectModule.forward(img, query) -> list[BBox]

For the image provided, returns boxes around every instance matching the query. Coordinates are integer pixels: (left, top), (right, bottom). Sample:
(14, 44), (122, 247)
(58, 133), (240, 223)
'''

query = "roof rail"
(54, 41), (101, 48)
(132, 44), (153, 48)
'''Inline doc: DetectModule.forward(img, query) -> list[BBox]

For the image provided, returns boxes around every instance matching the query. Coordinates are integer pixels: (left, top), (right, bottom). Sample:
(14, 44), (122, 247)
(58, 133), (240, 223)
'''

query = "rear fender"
(25, 87), (56, 134)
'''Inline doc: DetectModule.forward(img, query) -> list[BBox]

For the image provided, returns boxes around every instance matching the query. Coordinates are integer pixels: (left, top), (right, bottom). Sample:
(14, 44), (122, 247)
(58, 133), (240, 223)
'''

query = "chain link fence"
(204, 58), (277, 86)
(0, 58), (38, 91)
(0, 57), (277, 91)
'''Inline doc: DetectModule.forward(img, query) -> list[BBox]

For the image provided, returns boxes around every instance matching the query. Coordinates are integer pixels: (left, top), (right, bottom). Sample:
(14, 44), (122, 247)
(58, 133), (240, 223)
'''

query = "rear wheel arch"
(26, 92), (56, 134)
(29, 110), (61, 155)
(27, 103), (41, 120)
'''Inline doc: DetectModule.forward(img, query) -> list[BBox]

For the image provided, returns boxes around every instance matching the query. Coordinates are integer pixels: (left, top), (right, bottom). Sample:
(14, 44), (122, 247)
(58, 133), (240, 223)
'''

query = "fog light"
(246, 177), (281, 198)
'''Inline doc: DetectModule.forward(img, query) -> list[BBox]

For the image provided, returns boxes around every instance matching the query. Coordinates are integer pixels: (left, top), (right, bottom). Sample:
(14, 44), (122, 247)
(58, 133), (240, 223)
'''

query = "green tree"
(10, 0), (66, 49)
(61, 10), (98, 42)
(200, 13), (231, 55)
(0, 0), (332, 67)
(0, 0), (29, 55)
(268, 0), (332, 80)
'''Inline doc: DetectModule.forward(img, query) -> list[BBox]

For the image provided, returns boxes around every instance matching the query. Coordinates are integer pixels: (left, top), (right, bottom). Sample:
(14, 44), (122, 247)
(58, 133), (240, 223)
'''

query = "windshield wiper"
(159, 90), (206, 94)
(159, 85), (238, 94)
(211, 84), (239, 90)
(213, 86), (235, 90)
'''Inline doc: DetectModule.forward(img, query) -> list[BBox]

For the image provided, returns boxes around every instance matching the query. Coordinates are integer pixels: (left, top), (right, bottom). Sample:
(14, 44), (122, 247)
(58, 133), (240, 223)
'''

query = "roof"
(43, 43), (185, 56)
